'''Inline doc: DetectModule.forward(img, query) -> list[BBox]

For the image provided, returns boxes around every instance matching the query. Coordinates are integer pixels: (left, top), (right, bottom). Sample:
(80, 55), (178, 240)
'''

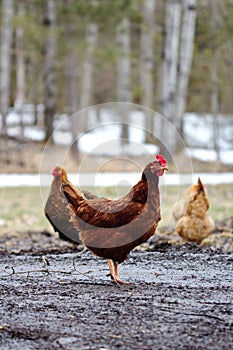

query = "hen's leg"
(108, 259), (115, 279)
(107, 259), (130, 285)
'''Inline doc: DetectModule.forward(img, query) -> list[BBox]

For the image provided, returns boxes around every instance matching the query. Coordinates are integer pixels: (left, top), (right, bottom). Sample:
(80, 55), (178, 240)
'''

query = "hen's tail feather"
(61, 182), (85, 210)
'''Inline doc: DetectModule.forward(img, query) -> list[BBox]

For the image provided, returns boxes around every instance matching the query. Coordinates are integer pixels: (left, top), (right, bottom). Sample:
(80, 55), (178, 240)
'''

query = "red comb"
(156, 154), (167, 166)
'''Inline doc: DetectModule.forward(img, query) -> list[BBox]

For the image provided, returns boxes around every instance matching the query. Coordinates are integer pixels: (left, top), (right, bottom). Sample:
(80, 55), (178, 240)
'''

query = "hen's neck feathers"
(130, 170), (159, 204)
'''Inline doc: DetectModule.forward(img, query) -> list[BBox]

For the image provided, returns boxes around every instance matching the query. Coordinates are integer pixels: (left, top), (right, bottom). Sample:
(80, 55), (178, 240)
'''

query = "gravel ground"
(0, 243), (232, 350)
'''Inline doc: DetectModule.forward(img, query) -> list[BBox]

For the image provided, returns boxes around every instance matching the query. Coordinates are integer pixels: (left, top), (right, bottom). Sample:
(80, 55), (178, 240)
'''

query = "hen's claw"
(110, 275), (131, 285)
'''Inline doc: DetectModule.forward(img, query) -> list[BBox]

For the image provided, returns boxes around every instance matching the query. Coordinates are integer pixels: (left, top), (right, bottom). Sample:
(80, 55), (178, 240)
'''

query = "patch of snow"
(144, 143), (158, 154)
(7, 106), (35, 125)
(8, 125), (45, 141)
(186, 148), (233, 165)
(0, 172), (232, 188)
(219, 150), (233, 165)
(186, 148), (218, 162)
(0, 218), (6, 226)
(184, 113), (233, 152)
(184, 113), (214, 148)
(1, 107), (233, 164)
(53, 130), (73, 145)
(24, 127), (45, 141)
(78, 119), (157, 156)
(79, 124), (121, 154)
(0, 174), (42, 187)
(8, 126), (22, 137)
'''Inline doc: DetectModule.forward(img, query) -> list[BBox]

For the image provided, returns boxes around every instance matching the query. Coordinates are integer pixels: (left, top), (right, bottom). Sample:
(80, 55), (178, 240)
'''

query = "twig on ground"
(1, 255), (94, 279)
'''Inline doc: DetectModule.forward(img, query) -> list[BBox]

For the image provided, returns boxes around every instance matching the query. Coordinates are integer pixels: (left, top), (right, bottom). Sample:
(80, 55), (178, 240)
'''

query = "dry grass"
(0, 184), (232, 237)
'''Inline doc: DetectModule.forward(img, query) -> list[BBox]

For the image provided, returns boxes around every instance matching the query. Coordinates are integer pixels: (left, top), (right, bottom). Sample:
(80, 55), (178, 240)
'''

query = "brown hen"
(175, 178), (215, 244)
(61, 155), (168, 284)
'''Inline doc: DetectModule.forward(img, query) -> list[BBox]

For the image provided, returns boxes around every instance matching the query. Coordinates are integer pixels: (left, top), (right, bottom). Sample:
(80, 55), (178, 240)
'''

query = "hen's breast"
(72, 187), (161, 261)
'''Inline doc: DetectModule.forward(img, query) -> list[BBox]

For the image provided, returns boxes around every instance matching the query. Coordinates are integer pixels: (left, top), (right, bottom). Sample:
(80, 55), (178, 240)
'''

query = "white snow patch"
(186, 148), (233, 165)
(0, 172), (232, 188)
(1, 108), (233, 164)
(184, 113), (214, 148)
(0, 218), (6, 226)
(24, 127), (45, 141)
(53, 130), (73, 145)
(186, 148), (218, 162)
(78, 122), (158, 156)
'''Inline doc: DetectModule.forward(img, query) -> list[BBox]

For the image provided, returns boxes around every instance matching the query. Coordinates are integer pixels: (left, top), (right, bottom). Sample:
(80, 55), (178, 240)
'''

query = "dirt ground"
(1, 139), (233, 349)
(0, 234), (232, 350)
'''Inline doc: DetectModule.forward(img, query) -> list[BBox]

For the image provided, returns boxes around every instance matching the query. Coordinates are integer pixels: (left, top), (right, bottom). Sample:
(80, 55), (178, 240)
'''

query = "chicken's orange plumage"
(175, 178), (215, 244)
(61, 155), (168, 284)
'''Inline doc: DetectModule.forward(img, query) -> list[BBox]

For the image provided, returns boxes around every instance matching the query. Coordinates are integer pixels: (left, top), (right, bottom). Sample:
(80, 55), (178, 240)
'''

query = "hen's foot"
(110, 275), (131, 285)
(108, 259), (131, 285)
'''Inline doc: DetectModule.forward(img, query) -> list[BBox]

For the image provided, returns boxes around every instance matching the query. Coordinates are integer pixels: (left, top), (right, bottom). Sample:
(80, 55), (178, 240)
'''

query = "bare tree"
(116, 17), (132, 144)
(78, 0), (98, 141)
(211, 0), (220, 160)
(64, 0), (78, 117)
(64, 0), (78, 139)
(15, 0), (26, 137)
(63, 0), (80, 160)
(159, 0), (181, 155)
(159, 0), (196, 156)
(175, 0), (197, 135)
(43, 0), (57, 143)
(80, 1), (98, 112)
(65, 1), (98, 159)
(140, 0), (157, 141)
(0, 0), (14, 135)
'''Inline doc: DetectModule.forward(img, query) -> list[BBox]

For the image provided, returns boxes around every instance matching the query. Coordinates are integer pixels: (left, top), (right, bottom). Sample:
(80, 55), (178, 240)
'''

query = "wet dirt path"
(0, 246), (233, 349)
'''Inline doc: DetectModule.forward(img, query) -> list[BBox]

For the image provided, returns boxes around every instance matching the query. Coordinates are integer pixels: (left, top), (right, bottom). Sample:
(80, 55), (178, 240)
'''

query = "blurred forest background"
(0, 0), (233, 171)
(0, 0), (232, 250)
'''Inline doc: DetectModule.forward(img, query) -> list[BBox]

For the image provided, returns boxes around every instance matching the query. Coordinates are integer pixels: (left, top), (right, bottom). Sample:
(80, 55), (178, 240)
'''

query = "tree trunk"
(211, 0), (220, 160)
(140, 0), (157, 141)
(43, 0), (57, 143)
(75, 0), (98, 159)
(175, 0), (197, 136)
(79, 9), (98, 136)
(66, 32), (80, 159)
(15, 0), (26, 138)
(159, 0), (181, 156)
(116, 17), (131, 145)
(64, 0), (79, 159)
(0, 0), (14, 136)
(80, 19), (98, 112)
(65, 0), (78, 117)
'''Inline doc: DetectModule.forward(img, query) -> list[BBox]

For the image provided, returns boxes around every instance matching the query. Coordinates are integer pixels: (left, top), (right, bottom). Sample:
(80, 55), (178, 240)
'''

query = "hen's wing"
(62, 181), (160, 253)
(62, 181), (144, 229)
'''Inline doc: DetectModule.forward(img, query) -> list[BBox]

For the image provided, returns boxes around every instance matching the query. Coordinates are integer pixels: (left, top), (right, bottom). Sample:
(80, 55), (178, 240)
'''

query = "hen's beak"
(162, 165), (168, 171)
